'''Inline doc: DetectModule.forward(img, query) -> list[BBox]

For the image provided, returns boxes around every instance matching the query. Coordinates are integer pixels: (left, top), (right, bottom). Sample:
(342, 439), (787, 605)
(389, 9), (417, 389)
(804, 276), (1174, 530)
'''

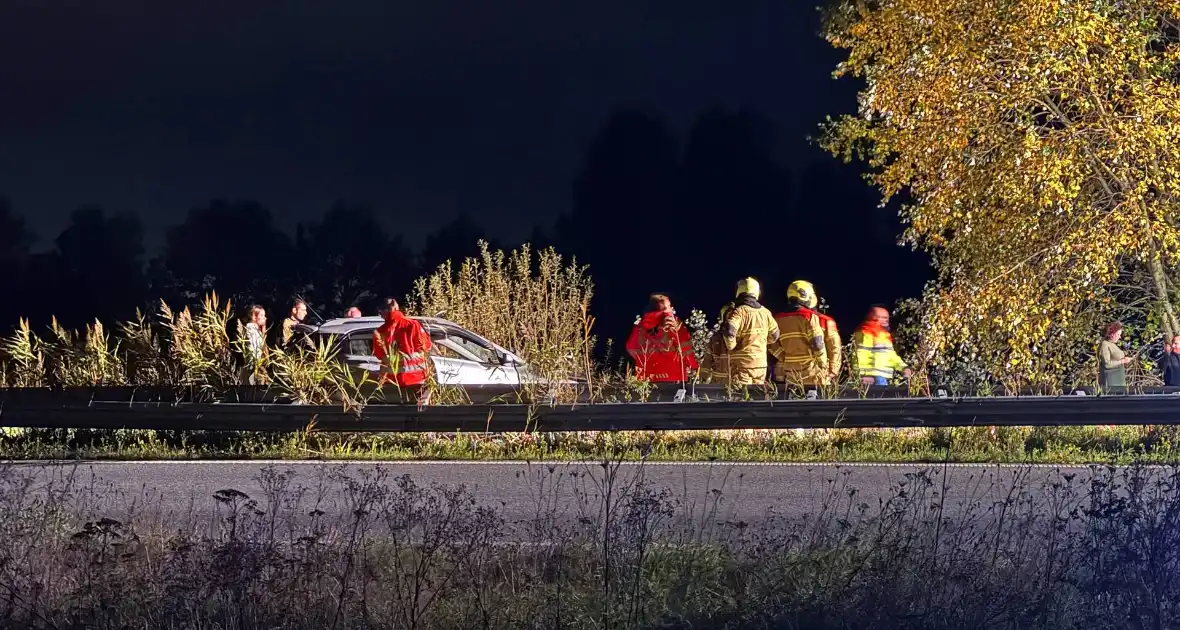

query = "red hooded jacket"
(372, 310), (433, 386)
(625, 311), (699, 383)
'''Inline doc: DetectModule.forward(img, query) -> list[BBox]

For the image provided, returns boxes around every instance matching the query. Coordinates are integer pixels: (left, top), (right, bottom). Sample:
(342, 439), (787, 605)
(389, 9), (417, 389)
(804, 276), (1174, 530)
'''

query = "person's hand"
(1122, 357), (1132, 365)
(861, 376), (876, 386)
(903, 368), (913, 377)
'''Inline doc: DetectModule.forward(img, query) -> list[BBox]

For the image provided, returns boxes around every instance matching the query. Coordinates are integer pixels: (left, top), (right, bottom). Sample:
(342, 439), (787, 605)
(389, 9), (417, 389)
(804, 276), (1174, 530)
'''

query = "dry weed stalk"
(0, 318), (45, 388)
(118, 308), (175, 385)
(159, 292), (241, 391)
(41, 318), (126, 387)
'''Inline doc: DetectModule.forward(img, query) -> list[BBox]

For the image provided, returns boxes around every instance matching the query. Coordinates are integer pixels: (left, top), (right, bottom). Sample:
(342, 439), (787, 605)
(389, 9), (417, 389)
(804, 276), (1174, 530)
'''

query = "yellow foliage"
(823, 0), (1180, 387)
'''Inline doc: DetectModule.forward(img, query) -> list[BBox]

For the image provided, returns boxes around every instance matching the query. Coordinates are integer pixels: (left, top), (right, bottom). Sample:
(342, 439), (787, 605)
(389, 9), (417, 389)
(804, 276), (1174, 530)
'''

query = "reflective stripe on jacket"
(772, 307), (827, 384)
(626, 311), (699, 383)
(853, 323), (906, 381)
(373, 311), (433, 387)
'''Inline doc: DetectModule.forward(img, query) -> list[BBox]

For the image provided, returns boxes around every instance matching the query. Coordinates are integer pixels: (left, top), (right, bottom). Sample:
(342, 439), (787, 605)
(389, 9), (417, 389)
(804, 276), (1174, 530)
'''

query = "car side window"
(347, 334), (374, 356)
(446, 333), (498, 364)
(430, 340), (464, 360)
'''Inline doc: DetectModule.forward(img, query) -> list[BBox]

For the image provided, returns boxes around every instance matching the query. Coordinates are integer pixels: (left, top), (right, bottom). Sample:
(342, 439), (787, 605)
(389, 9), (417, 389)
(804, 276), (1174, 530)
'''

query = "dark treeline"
(0, 106), (931, 350)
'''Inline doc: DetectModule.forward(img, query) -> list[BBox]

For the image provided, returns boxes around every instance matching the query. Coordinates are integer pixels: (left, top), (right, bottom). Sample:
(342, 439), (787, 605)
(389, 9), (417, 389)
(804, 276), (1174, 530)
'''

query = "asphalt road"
(3, 460), (1156, 538)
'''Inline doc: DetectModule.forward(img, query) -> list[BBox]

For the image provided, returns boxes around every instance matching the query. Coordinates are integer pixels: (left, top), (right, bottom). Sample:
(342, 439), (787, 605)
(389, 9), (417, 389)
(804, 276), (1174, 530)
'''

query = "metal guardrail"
(1, 386), (1179, 432)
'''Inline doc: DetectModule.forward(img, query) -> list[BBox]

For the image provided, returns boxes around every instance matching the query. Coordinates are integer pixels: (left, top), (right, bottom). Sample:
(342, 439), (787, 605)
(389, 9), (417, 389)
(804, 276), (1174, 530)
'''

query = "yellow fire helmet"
(735, 277), (761, 300)
(787, 280), (818, 309)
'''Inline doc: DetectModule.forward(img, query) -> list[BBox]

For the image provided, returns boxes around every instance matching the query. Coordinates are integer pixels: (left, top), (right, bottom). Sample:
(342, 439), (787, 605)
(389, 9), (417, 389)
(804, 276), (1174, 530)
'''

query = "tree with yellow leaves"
(821, 0), (1180, 390)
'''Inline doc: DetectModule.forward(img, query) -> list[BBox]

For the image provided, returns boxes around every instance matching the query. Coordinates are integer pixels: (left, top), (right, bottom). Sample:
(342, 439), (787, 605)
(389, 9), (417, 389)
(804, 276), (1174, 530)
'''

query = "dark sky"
(0, 0), (855, 252)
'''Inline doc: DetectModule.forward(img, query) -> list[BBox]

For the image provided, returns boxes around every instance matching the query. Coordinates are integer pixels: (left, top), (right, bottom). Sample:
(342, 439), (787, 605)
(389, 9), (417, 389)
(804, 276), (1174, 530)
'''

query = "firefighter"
(707, 277), (779, 386)
(853, 305), (910, 386)
(771, 280), (827, 389)
(816, 304), (842, 386)
(372, 297), (433, 402)
(626, 293), (699, 383)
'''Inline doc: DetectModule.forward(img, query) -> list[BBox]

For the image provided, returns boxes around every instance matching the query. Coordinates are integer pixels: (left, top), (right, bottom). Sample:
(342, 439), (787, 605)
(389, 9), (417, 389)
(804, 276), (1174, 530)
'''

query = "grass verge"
(4, 424), (1180, 464)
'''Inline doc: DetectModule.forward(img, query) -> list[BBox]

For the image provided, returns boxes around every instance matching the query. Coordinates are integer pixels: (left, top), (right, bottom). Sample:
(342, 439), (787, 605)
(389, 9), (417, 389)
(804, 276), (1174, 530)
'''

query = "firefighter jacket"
(626, 311), (699, 383)
(771, 307), (827, 385)
(372, 310), (433, 387)
(853, 322), (907, 382)
(709, 295), (779, 385)
(817, 312), (842, 383)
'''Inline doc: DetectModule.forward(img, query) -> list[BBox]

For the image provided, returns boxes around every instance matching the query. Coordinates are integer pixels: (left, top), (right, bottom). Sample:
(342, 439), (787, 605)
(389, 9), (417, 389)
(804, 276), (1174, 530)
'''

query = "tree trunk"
(1148, 245), (1179, 341)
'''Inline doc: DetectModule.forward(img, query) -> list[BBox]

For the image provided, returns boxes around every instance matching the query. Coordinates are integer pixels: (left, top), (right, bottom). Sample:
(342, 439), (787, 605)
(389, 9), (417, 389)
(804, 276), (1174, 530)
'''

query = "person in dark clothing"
(1160, 335), (1180, 387)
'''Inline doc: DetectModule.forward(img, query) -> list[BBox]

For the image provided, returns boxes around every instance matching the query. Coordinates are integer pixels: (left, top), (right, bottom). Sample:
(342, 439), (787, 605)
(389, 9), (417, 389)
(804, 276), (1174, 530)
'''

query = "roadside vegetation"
(3, 458), (1180, 628)
(5, 425), (1180, 465)
(821, 0), (1180, 391)
(0, 236), (1173, 407)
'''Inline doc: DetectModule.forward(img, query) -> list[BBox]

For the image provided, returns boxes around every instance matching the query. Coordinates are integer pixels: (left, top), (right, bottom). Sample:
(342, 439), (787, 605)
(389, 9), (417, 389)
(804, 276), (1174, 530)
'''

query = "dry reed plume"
(3, 460), (1180, 628)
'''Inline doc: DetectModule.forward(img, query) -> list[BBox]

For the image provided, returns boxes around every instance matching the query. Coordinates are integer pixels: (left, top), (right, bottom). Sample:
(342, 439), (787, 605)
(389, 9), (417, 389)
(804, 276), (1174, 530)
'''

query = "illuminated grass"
(2, 425), (1176, 465)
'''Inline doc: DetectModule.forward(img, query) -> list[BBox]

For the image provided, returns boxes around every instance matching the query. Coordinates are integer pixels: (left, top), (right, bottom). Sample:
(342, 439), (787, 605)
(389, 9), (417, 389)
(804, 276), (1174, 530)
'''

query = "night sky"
(0, 0), (859, 251)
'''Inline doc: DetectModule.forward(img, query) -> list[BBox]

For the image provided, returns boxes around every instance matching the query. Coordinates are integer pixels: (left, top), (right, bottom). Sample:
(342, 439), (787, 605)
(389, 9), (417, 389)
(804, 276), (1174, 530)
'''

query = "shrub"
(407, 240), (596, 388)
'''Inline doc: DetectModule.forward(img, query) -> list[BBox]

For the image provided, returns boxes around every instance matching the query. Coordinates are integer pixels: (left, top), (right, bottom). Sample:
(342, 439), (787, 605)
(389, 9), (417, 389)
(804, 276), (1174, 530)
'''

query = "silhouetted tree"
(0, 197), (35, 329)
(157, 200), (295, 309)
(677, 107), (794, 313)
(792, 158), (930, 329)
(295, 203), (414, 318)
(419, 213), (497, 275)
(48, 206), (147, 327)
(562, 108), (681, 354)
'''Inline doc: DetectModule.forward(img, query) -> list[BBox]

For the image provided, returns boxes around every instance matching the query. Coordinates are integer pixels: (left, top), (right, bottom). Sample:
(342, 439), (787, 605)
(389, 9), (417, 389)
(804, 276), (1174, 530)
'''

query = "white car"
(294, 316), (550, 386)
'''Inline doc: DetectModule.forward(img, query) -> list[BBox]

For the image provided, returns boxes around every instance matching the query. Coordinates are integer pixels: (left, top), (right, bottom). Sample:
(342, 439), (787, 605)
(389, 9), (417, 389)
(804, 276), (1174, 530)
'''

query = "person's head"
(345, 306), (362, 318)
(734, 277), (761, 300)
(866, 306), (890, 329)
(249, 305), (266, 327)
(1105, 322), (1123, 342)
(648, 293), (672, 314)
(787, 280), (818, 309)
(290, 299), (308, 322)
(1171, 335), (1180, 353)
(380, 297), (400, 318)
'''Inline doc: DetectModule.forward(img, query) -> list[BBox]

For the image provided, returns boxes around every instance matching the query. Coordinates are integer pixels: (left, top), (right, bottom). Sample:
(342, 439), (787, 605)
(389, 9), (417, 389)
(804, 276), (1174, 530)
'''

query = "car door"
(426, 333), (501, 385)
(435, 330), (519, 385)
(340, 329), (384, 378)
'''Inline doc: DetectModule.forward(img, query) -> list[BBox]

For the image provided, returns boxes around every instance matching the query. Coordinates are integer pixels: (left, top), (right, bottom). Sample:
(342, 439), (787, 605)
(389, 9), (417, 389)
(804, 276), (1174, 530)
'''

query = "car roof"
(299, 315), (524, 363)
(307, 315), (475, 338)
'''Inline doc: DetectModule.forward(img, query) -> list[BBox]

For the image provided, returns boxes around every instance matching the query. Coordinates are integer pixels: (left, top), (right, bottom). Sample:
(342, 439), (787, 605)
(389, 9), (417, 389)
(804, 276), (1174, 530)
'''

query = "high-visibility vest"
(853, 324), (907, 381)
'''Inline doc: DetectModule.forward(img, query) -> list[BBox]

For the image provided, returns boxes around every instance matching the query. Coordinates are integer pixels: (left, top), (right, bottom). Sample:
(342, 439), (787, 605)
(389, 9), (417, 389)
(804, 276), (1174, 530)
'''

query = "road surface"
(3, 460), (1156, 538)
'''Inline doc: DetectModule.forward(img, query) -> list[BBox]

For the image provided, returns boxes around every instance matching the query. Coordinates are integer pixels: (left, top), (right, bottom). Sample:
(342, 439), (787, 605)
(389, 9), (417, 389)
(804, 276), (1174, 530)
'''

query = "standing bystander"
(1160, 335), (1180, 387)
(1098, 322), (1131, 391)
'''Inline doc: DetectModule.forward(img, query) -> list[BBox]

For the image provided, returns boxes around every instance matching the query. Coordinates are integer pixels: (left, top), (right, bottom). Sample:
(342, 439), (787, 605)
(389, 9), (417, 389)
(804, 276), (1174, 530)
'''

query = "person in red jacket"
(626, 293), (699, 383)
(372, 298), (433, 400)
